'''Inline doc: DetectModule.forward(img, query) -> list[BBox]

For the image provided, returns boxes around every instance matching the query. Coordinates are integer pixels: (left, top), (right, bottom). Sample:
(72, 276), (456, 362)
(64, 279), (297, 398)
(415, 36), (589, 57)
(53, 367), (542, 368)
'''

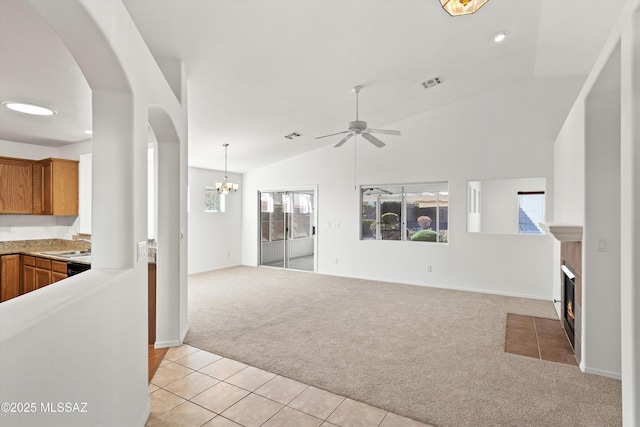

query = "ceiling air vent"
(421, 76), (442, 89)
(284, 132), (302, 140)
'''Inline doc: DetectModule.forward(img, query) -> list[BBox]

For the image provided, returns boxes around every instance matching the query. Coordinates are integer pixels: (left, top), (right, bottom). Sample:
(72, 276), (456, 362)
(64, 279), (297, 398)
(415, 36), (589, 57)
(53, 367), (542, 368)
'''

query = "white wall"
(243, 76), (579, 299)
(619, 5), (640, 424)
(188, 167), (243, 274)
(583, 88), (621, 378)
(551, 6), (640, 422)
(479, 177), (546, 234)
(0, 139), (91, 241)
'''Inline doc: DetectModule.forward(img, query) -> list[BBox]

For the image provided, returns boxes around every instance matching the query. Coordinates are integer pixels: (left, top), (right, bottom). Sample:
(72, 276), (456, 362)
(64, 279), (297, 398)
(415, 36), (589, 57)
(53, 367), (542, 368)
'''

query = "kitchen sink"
(41, 250), (91, 258)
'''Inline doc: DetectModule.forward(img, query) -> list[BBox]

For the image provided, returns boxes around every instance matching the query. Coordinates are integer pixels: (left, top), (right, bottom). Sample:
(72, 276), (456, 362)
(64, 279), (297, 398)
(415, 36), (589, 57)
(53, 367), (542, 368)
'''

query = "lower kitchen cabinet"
(35, 269), (52, 289)
(1, 254), (21, 302)
(35, 257), (51, 289)
(51, 260), (67, 283)
(21, 255), (67, 295)
(148, 263), (156, 345)
(23, 256), (36, 294)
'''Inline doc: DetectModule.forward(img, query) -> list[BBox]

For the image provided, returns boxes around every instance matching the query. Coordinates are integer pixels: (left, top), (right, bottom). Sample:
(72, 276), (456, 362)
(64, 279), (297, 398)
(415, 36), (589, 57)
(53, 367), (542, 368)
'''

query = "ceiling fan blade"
(316, 130), (350, 139)
(362, 132), (386, 148)
(367, 128), (401, 136)
(334, 133), (354, 147)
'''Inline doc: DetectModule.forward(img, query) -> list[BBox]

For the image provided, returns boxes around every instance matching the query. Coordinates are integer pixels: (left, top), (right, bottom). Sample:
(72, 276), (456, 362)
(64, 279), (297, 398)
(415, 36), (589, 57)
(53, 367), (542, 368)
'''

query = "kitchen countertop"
(0, 239), (156, 265)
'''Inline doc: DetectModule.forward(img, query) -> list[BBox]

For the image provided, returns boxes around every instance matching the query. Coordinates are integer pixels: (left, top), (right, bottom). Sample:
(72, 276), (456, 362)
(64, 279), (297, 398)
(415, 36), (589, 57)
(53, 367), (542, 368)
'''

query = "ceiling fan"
(316, 86), (401, 148)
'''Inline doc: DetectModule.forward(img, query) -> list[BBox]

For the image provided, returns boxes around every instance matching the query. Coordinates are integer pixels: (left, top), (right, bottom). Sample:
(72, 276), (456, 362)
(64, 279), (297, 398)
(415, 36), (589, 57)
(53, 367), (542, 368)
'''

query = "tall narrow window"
(518, 191), (544, 234)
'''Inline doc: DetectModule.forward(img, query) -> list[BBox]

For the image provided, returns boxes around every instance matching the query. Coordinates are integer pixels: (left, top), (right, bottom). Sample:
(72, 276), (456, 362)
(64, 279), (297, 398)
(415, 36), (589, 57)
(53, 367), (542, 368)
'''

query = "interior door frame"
(257, 185), (318, 272)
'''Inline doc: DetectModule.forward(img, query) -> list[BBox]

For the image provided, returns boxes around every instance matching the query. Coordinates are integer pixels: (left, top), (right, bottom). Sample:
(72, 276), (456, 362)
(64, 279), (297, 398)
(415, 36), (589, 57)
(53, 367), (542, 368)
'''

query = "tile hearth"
(505, 313), (577, 366)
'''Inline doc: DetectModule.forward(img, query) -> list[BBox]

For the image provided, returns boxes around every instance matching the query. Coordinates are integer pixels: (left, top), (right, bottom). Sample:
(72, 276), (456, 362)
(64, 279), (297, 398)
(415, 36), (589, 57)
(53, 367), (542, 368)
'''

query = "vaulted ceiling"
(0, 0), (627, 172)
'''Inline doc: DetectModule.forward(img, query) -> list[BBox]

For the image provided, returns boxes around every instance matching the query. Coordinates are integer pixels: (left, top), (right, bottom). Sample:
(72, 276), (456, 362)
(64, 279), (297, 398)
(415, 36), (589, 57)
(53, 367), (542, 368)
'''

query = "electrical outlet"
(426, 265), (432, 273)
(137, 241), (147, 262)
(334, 258), (339, 264)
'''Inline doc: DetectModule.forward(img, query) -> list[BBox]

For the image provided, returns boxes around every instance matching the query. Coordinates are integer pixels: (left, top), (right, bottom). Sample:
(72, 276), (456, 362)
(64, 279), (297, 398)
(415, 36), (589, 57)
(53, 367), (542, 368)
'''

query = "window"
(204, 187), (225, 212)
(361, 182), (448, 242)
(518, 191), (544, 234)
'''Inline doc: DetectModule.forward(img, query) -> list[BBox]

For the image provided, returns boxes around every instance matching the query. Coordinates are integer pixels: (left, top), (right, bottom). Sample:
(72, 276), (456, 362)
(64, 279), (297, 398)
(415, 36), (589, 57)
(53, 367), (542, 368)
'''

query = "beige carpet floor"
(184, 266), (621, 427)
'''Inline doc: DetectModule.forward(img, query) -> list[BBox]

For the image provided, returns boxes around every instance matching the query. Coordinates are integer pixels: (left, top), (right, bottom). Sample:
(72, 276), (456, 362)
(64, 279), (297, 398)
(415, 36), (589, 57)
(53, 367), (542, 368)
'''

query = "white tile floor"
(148, 344), (431, 427)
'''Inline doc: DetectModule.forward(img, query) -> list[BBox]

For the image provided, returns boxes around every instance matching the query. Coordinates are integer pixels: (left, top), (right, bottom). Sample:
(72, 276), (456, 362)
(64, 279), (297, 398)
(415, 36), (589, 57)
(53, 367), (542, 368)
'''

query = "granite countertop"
(0, 239), (156, 265)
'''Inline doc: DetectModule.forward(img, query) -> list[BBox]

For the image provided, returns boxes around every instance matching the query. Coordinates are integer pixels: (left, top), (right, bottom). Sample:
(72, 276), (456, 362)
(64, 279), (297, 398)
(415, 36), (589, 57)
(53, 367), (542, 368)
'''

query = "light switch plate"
(137, 241), (147, 261)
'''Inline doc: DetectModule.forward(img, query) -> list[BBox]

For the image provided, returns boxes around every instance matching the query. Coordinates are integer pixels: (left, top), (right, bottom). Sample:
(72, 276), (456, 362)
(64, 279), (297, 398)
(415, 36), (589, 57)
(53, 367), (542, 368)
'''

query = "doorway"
(259, 189), (316, 272)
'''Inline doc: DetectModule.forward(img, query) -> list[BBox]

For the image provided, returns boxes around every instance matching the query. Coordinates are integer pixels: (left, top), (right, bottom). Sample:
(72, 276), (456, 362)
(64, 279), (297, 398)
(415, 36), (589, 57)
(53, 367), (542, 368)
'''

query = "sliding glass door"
(259, 190), (315, 271)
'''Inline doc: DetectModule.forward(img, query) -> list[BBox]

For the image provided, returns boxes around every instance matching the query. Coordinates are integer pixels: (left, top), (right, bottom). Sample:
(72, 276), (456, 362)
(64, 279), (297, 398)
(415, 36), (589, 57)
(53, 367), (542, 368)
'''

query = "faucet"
(76, 238), (91, 253)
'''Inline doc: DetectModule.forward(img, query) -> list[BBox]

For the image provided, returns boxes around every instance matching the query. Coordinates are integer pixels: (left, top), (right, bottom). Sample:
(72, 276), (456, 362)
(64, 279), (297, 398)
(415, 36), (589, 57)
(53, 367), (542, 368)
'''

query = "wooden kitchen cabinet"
(148, 263), (157, 345)
(35, 269), (52, 289)
(51, 260), (67, 283)
(1, 254), (21, 302)
(0, 157), (34, 214)
(35, 257), (52, 289)
(33, 158), (79, 216)
(22, 255), (63, 292)
(22, 255), (36, 294)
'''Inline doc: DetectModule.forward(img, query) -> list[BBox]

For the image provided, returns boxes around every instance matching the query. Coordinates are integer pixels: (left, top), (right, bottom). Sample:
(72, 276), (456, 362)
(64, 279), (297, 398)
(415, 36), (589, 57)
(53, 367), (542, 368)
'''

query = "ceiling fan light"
(440, 0), (489, 16)
(2, 101), (57, 116)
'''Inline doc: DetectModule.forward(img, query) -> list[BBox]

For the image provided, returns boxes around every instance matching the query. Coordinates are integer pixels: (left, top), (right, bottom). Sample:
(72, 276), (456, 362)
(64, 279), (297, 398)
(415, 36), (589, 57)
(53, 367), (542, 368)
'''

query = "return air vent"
(284, 132), (302, 140)
(421, 76), (442, 89)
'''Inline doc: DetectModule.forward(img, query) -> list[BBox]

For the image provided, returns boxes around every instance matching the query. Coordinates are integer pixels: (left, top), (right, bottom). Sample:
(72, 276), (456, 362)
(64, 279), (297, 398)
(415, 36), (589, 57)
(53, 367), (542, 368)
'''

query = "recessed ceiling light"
(84, 130), (93, 135)
(2, 101), (57, 116)
(492, 31), (508, 43)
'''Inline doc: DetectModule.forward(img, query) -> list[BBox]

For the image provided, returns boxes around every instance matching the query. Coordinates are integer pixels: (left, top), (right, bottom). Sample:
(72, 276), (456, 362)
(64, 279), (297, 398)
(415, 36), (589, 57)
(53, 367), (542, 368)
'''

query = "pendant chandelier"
(215, 143), (239, 194)
(440, 0), (489, 16)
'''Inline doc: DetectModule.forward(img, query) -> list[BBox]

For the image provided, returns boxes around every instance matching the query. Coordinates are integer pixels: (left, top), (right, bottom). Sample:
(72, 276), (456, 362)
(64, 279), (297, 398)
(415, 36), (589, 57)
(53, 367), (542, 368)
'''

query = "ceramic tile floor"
(147, 344), (432, 427)
(504, 313), (578, 366)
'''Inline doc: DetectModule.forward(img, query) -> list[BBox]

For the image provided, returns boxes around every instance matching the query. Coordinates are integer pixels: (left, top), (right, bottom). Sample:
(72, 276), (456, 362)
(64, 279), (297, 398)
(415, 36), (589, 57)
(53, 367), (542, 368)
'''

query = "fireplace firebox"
(561, 264), (576, 348)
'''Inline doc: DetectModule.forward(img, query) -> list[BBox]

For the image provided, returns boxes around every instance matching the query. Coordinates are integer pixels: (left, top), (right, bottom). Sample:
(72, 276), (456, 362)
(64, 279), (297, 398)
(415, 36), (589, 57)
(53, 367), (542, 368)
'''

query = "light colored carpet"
(184, 266), (621, 427)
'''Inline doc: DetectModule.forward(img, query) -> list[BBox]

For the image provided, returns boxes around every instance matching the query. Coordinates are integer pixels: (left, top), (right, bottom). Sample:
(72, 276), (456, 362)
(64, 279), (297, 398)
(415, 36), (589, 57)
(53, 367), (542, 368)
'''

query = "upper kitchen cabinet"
(33, 158), (79, 216)
(0, 156), (34, 214)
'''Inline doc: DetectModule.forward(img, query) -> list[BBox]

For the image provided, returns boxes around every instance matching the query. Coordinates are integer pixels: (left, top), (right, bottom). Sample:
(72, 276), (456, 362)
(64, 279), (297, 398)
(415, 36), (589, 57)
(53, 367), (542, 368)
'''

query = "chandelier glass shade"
(215, 143), (239, 194)
(440, 0), (489, 16)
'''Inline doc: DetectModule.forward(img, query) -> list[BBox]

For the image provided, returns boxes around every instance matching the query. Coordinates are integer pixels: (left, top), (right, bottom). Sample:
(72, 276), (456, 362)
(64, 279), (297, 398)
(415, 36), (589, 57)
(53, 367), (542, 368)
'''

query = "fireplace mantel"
(539, 223), (583, 242)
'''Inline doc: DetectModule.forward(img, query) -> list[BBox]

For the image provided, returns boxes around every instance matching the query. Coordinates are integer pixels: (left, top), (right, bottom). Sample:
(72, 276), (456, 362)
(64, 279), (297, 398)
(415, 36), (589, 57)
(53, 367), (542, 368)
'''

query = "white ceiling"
(0, 0), (627, 173)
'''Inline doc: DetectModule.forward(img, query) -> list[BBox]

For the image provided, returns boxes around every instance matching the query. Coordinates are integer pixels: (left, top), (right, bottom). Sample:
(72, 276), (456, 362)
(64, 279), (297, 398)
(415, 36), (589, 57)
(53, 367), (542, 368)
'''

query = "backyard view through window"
(361, 182), (448, 242)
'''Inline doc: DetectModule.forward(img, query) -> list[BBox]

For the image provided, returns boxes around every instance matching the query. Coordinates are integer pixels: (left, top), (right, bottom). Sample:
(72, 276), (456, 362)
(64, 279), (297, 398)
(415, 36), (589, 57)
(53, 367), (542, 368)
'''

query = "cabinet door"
(148, 263), (157, 345)
(1, 254), (21, 302)
(51, 159), (79, 215)
(35, 269), (51, 289)
(37, 160), (53, 215)
(52, 272), (67, 283)
(0, 157), (34, 214)
(23, 265), (36, 294)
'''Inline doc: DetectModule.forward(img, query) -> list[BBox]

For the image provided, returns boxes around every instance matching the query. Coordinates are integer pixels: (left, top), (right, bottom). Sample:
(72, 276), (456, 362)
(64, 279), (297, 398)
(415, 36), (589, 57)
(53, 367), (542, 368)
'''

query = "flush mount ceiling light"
(440, 0), (489, 16)
(2, 101), (57, 116)
(492, 30), (508, 43)
(215, 143), (239, 195)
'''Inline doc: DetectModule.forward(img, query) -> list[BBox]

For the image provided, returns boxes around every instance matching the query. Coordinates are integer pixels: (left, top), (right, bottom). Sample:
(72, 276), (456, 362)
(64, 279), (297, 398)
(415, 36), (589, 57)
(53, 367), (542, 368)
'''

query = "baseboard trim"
(154, 339), (183, 349)
(323, 271), (552, 302)
(581, 365), (622, 380)
(180, 322), (190, 342)
(188, 264), (242, 275)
